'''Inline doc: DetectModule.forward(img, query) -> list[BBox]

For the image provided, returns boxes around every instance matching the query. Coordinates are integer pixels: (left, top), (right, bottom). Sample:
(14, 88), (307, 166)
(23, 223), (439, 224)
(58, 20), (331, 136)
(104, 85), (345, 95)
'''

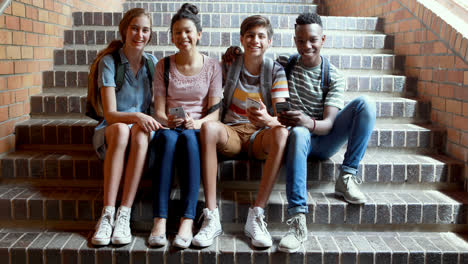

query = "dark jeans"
(151, 128), (201, 219)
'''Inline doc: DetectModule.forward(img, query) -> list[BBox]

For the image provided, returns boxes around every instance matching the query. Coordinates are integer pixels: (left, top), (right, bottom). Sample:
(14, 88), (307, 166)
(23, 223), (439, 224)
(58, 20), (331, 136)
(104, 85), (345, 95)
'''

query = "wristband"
(312, 118), (316, 132)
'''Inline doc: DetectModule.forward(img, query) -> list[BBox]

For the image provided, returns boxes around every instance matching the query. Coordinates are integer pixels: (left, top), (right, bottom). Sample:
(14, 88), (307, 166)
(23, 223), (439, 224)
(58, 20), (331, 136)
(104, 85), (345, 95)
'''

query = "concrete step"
(41, 69), (410, 94)
(1, 149), (463, 185)
(0, 184), (467, 227)
(0, 229), (467, 264)
(53, 48), (402, 73)
(122, 1), (318, 15)
(30, 90), (428, 121)
(13, 116), (444, 151)
(70, 12), (381, 32)
(62, 30), (393, 51)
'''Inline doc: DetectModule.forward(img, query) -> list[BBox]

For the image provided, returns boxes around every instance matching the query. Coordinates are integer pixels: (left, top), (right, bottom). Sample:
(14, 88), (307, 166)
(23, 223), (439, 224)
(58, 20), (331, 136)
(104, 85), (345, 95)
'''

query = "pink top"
(154, 54), (223, 120)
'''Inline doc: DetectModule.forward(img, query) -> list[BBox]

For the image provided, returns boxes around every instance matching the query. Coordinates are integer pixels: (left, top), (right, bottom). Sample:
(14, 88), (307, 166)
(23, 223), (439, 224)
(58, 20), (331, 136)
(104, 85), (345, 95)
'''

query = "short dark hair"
(171, 3), (202, 34)
(295, 13), (322, 28)
(240, 15), (273, 39)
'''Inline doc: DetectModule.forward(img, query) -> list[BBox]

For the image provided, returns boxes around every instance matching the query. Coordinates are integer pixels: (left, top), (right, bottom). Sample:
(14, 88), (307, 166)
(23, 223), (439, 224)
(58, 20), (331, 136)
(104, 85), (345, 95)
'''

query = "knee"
(105, 123), (130, 148)
(356, 96), (376, 120)
(289, 126), (310, 142)
(130, 125), (149, 149)
(270, 126), (289, 147)
(201, 121), (222, 142)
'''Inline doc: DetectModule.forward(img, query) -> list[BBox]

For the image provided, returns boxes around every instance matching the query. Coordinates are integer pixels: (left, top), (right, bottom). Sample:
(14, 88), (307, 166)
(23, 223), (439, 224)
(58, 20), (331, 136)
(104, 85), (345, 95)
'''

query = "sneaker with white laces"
(192, 208), (222, 247)
(111, 206), (132, 245)
(244, 207), (272, 248)
(278, 213), (308, 253)
(335, 173), (366, 204)
(91, 206), (115, 246)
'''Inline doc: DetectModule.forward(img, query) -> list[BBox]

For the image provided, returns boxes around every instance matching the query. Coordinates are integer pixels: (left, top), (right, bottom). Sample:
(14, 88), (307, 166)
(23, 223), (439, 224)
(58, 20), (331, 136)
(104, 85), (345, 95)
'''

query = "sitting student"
(147, 3), (222, 249)
(90, 8), (162, 246)
(276, 13), (376, 252)
(192, 15), (289, 249)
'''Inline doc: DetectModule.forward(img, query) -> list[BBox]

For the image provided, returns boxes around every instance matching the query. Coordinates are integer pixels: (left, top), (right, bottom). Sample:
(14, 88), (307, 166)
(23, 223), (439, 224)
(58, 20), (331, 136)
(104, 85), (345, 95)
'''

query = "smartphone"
(169, 107), (186, 119)
(246, 97), (261, 110)
(275, 101), (290, 113)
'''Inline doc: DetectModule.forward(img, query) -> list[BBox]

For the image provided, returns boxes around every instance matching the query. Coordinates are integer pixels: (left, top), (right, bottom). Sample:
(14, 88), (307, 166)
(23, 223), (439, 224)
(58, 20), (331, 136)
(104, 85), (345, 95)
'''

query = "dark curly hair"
(295, 13), (322, 28)
(170, 3), (202, 34)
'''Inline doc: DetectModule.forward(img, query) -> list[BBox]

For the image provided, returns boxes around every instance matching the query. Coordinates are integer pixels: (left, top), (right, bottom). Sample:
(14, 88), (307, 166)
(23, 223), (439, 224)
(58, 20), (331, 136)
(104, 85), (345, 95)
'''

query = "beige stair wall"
(0, 0), (123, 155)
(323, 0), (468, 180)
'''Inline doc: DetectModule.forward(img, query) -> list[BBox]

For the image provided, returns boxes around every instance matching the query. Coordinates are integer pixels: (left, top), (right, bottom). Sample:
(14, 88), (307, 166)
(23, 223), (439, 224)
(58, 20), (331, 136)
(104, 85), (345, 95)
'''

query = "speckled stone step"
(53, 49), (401, 72)
(70, 12), (381, 32)
(0, 229), (466, 264)
(41, 68), (409, 92)
(0, 185), (467, 226)
(122, 1), (318, 14)
(14, 117), (444, 152)
(1, 150), (463, 185)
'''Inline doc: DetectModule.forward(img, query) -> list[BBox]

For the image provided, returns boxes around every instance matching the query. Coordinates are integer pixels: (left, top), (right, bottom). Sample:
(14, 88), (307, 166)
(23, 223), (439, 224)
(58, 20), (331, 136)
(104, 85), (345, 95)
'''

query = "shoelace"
(253, 214), (269, 236)
(95, 213), (113, 237)
(286, 216), (305, 239)
(197, 212), (215, 238)
(114, 211), (129, 235)
(343, 174), (362, 189)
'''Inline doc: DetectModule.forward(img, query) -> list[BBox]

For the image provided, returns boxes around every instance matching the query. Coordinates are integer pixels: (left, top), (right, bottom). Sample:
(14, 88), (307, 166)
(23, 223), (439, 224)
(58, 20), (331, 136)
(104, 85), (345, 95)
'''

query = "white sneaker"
(91, 206), (115, 246)
(111, 206), (132, 245)
(244, 207), (272, 248)
(192, 208), (222, 247)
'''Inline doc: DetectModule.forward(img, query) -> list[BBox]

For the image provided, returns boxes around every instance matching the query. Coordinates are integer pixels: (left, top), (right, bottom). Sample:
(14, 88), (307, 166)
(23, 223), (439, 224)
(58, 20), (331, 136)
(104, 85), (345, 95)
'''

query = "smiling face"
(124, 15), (151, 51)
(171, 18), (201, 52)
(294, 23), (326, 67)
(240, 26), (272, 59)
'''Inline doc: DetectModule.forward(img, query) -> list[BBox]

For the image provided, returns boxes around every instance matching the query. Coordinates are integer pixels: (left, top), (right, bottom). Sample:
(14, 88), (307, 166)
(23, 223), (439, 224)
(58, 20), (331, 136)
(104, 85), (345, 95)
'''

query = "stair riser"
(14, 121), (444, 152)
(0, 188), (466, 226)
(30, 94), (427, 121)
(54, 49), (401, 72)
(63, 30), (393, 52)
(71, 12), (380, 32)
(1, 232), (466, 264)
(41, 71), (409, 94)
(123, 2), (318, 14)
(1, 155), (463, 184)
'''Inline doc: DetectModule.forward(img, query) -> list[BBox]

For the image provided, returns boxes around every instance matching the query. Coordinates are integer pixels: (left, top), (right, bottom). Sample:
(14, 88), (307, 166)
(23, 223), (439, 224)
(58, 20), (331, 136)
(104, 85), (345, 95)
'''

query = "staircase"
(1, 0), (468, 263)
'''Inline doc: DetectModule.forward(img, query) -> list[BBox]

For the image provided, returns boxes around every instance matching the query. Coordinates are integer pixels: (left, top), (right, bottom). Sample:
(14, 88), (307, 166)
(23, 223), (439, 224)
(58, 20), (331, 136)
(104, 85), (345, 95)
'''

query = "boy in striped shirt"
(277, 13), (376, 253)
(192, 15), (289, 249)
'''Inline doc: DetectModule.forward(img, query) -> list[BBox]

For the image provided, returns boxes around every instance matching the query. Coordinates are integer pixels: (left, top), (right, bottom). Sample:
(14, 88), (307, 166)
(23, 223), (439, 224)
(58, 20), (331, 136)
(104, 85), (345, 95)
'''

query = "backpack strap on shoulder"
(164, 56), (170, 96)
(320, 55), (330, 103)
(144, 53), (155, 96)
(221, 56), (243, 120)
(285, 53), (300, 80)
(111, 51), (125, 92)
(260, 57), (274, 115)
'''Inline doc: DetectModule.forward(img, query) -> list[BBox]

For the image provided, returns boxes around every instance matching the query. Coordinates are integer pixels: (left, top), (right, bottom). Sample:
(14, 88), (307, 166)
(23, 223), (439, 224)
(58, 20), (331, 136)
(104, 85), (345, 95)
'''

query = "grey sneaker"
(278, 213), (307, 253)
(111, 206), (132, 245)
(92, 206), (115, 246)
(335, 173), (366, 204)
(192, 208), (222, 247)
(244, 207), (272, 248)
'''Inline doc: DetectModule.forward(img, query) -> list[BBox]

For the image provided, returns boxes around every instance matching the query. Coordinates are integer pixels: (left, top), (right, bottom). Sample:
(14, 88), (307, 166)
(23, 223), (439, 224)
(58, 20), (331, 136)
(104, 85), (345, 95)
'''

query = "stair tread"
(1, 185), (467, 226)
(1, 149), (463, 184)
(1, 228), (467, 261)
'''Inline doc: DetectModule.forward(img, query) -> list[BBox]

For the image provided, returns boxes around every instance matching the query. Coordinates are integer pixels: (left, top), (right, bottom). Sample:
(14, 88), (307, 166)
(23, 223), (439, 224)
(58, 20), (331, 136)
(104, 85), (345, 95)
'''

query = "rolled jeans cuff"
(288, 205), (309, 216)
(341, 165), (358, 175)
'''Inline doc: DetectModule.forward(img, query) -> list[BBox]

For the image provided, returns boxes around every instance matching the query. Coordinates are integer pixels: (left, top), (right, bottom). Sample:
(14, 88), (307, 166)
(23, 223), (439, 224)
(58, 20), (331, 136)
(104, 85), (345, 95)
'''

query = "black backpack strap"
(111, 51), (124, 92)
(285, 53), (300, 80)
(321, 56), (330, 103)
(164, 56), (170, 96)
(206, 101), (222, 115)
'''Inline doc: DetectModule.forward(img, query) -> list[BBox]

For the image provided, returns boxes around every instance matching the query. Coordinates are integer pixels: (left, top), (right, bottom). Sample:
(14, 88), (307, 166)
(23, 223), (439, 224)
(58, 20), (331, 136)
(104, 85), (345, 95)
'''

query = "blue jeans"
(151, 128), (201, 219)
(285, 96), (376, 216)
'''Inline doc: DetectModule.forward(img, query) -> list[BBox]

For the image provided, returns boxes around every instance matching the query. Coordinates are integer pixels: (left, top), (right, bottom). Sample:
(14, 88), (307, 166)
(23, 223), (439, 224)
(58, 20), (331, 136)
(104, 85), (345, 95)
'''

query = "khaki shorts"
(218, 123), (268, 160)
